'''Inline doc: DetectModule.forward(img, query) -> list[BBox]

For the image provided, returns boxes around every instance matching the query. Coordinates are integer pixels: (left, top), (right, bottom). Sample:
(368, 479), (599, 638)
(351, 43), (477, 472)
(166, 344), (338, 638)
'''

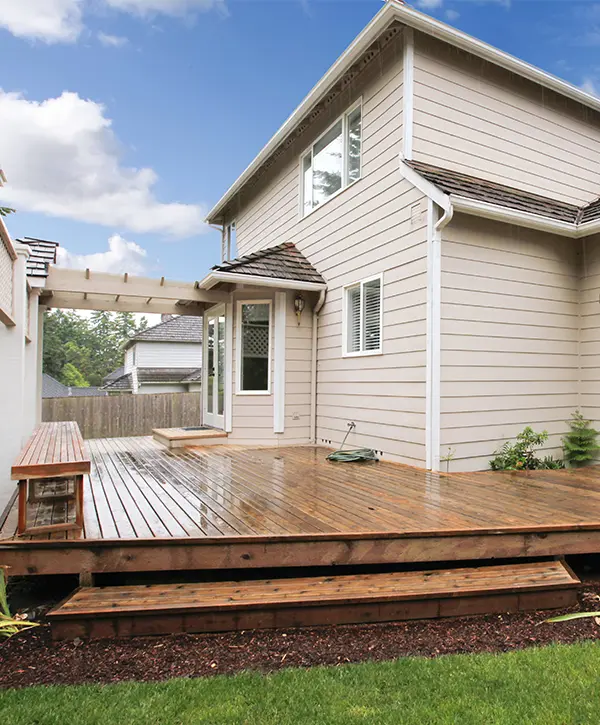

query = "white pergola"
(38, 267), (229, 316)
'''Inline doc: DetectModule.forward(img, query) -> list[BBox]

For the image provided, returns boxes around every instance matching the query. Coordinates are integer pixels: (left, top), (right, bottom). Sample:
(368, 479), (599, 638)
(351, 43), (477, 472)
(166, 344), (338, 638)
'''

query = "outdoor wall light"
(294, 294), (305, 325)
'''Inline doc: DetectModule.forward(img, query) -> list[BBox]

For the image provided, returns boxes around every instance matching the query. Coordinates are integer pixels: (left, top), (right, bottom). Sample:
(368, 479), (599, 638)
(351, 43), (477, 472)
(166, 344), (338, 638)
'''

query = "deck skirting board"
(4, 528), (600, 576)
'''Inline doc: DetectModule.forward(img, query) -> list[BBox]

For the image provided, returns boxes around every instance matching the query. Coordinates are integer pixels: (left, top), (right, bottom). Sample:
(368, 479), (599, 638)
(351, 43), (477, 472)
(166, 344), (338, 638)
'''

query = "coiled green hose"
(326, 447), (378, 462)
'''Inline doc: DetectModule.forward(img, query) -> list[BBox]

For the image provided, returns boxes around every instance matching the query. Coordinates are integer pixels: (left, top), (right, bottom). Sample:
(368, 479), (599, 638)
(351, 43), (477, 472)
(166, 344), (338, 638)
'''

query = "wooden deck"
(3, 437), (600, 575)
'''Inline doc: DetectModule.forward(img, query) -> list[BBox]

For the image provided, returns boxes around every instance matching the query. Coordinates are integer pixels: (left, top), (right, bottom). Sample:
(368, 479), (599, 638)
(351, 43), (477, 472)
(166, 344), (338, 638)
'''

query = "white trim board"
(402, 26), (414, 160)
(273, 291), (286, 433)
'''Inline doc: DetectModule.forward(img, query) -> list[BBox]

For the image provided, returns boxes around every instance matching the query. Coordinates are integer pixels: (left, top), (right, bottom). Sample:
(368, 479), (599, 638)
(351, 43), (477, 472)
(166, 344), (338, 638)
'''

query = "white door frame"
(203, 304), (226, 429)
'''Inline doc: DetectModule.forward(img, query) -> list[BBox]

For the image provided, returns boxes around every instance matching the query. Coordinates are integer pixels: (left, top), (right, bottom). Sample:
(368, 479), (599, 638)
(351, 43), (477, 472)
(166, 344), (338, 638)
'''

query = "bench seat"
(12, 422), (90, 536)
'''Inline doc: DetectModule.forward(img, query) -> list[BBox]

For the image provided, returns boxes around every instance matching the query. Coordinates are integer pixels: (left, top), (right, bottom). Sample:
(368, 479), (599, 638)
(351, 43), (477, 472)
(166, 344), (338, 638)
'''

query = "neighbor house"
(42, 373), (107, 399)
(102, 315), (202, 394)
(196, 0), (600, 471)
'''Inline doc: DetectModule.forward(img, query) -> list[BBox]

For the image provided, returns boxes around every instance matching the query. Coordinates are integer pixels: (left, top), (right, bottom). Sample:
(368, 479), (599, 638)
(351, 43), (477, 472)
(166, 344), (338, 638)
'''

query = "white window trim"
(236, 299), (273, 396)
(342, 273), (383, 358)
(226, 221), (237, 261)
(299, 98), (363, 220)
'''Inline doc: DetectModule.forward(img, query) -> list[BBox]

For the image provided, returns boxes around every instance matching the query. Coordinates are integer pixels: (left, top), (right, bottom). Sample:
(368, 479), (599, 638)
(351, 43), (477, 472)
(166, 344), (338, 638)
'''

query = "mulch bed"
(2, 581), (600, 690)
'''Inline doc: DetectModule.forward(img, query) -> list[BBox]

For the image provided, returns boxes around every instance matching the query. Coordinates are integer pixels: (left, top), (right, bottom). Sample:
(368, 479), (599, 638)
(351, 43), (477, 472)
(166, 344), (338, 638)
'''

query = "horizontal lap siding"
(440, 215), (580, 472)
(413, 34), (600, 205)
(580, 236), (600, 460)
(230, 34), (428, 465)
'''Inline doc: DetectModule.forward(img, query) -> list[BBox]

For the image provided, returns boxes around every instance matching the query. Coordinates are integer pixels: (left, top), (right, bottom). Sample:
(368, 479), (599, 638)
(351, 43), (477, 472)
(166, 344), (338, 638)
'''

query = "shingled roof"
(102, 372), (133, 392)
(101, 367), (202, 391)
(212, 242), (325, 285)
(406, 161), (583, 224)
(19, 237), (59, 278)
(125, 315), (202, 349)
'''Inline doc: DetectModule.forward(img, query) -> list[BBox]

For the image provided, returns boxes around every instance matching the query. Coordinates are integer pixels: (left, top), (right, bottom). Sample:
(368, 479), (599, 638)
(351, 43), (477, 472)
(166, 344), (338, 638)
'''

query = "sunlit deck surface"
(3, 438), (600, 576)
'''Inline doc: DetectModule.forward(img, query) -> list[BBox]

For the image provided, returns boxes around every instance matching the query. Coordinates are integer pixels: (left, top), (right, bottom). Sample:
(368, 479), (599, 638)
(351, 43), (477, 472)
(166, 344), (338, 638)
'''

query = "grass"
(2, 641), (600, 725)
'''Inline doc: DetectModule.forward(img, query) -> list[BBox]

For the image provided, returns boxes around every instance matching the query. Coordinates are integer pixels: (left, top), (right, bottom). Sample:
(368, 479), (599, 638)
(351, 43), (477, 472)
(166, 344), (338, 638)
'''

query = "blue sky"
(0, 0), (599, 282)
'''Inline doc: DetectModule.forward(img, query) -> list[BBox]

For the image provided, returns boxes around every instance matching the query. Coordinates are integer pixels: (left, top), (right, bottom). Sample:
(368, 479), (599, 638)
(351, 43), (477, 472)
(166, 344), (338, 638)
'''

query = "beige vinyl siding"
(580, 235), (600, 458)
(413, 34), (600, 205)
(283, 289), (312, 443)
(233, 31), (404, 256)
(439, 214), (580, 471)
(135, 341), (202, 369)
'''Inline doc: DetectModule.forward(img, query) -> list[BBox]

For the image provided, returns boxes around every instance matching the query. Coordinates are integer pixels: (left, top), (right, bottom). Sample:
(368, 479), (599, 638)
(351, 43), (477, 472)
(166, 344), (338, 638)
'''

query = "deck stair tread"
(50, 561), (578, 620)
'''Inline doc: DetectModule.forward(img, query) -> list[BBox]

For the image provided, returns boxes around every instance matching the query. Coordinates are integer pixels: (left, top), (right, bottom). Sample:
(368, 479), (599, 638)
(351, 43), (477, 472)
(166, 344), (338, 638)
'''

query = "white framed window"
(342, 274), (383, 357)
(236, 300), (272, 394)
(301, 101), (362, 217)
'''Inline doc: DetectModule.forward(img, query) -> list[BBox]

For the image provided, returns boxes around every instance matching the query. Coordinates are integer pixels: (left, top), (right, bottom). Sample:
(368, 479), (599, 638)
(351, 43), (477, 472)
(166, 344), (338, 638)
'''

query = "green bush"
(490, 427), (564, 471)
(562, 410), (600, 467)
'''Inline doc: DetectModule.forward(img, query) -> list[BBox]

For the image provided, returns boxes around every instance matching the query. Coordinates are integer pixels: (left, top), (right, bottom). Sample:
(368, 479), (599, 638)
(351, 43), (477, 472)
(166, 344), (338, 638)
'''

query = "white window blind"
(344, 276), (382, 355)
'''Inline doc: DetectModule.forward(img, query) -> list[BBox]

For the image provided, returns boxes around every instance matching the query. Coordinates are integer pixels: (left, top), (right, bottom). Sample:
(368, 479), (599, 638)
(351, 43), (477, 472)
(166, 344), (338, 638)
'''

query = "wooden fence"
(42, 392), (202, 439)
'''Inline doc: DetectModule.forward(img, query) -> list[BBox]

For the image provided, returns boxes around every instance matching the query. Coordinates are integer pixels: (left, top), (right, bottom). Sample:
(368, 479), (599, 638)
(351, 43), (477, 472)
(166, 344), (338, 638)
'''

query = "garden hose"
(326, 422), (379, 463)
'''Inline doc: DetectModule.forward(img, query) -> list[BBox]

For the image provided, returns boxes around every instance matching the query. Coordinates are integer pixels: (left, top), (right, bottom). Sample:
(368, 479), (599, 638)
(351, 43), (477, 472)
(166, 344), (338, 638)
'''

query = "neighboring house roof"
(137, 368), (202, 384)
(101, 368), (202, 390)
(42, 374), (69, 398)
(103, 366), (124, 386)
(102, 372), (134, 392)
(43, 373), (107, 398)
(124, 315), (202, 349)
(206, 2), (600, 224)
(212, 243), (325, 285)
(19, 238), (59, 278)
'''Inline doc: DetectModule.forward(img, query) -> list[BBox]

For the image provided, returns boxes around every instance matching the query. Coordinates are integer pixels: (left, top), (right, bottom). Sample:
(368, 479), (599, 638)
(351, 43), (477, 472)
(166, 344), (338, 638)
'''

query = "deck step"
(48, 561), (580, 640)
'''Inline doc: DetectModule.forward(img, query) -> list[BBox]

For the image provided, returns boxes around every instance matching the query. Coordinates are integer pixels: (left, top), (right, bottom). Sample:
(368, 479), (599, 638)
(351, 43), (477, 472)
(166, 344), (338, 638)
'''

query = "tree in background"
(43, 310), (148, 387)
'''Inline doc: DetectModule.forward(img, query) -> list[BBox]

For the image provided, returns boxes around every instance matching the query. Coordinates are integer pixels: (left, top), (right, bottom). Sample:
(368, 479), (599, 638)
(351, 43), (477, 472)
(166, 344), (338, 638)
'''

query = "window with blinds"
(344, 275), (382, 356)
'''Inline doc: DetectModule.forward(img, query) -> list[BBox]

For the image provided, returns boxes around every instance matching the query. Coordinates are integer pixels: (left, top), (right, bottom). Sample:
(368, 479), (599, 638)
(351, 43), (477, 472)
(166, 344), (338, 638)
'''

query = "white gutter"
(206, 1), (600, 224)
(200, 270), (327, 292)
(310, 289), (327, 444)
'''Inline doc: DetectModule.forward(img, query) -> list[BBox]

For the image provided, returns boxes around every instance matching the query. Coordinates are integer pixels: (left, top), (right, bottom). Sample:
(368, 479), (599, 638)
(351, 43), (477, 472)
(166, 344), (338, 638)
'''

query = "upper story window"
(343, 274), (382, 357)
(301, 102), (362, 217)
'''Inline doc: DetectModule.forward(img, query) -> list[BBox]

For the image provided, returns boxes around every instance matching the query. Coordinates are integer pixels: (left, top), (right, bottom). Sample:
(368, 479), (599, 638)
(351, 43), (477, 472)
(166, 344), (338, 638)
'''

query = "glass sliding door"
(203, 306), (226, 429)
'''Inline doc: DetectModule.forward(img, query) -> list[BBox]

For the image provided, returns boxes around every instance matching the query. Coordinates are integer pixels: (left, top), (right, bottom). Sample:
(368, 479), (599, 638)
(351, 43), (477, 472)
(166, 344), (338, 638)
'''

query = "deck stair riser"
(48, 561), (579, 640)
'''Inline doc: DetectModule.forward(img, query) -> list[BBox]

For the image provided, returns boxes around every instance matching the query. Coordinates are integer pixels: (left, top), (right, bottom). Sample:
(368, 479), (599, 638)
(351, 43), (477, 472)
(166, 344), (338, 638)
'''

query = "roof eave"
(206, 1), (600, 224)
(200, 271), (327, 292)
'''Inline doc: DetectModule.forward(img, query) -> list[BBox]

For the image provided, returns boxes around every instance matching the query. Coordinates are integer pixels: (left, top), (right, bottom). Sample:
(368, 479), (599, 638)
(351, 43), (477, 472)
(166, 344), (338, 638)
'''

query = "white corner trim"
(273, 291), (286, 433)
(201, 271), (327, 292)
(225, 300), (233, 433)
(425, 199), (442, 472)
(402, 26), (414, 160)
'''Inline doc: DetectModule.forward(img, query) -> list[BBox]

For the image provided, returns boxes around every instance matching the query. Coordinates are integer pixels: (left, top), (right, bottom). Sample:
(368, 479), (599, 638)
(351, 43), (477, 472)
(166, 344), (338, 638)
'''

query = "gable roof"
(206, 1), (600, 224)
(125, 315), (202, 349)
(19, 238), (58, 278)
(212, 243), (325, 285)
(101, 367), (202, 391)
(43, 373), (108, 398)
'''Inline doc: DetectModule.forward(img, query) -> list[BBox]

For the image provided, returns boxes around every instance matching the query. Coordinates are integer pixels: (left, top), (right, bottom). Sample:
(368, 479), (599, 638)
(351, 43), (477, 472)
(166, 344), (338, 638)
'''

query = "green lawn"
(2, 641), (600, 725)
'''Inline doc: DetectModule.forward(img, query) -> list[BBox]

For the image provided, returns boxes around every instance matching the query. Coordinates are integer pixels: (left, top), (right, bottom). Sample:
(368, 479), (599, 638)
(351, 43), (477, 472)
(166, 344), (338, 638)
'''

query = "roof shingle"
(126, 316), (202, 348)
(19, 237), (59, 278)
(213, 242), (325, 285)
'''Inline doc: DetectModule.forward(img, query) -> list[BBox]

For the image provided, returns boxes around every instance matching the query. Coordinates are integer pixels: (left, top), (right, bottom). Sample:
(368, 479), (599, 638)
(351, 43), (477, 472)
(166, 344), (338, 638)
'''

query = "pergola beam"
(40, 294), (205, 317)
(45, 267), (229, 305)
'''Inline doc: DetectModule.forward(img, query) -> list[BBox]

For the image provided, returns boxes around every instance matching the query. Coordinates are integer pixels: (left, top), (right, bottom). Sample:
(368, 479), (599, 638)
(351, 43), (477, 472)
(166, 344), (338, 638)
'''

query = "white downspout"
(310, 289), (327, 444)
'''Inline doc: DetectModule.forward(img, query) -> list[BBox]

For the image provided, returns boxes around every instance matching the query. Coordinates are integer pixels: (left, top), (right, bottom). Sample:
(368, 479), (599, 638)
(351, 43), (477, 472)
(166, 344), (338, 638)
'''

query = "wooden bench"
(11, 422), (90, 536)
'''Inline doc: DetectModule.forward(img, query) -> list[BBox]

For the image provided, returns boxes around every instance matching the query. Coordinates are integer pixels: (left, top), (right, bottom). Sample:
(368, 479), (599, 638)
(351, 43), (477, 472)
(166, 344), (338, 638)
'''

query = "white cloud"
(97, 31), (128, 47)
(445, 9), (460, 22)
(0, 0), (83, 43)
(415, 0), (443, 9)
(0, 0), (225, 43)
(56, 234), (148, 274)
(0, 90), (205, 238)
(104, 0), (226, 17)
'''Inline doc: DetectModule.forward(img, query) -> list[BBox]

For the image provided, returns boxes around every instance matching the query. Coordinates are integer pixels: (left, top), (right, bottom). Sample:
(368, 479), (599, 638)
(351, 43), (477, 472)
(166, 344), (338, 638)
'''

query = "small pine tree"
(562, 411), (600, 467)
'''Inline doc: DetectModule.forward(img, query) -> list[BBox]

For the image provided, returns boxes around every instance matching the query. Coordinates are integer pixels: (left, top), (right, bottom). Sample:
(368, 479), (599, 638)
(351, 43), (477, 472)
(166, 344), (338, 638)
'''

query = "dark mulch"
(2, 581), (600, 690)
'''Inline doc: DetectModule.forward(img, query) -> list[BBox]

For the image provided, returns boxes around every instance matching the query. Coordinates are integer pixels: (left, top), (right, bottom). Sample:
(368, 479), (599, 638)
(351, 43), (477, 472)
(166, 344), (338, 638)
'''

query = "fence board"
(42, 392), (202, 439)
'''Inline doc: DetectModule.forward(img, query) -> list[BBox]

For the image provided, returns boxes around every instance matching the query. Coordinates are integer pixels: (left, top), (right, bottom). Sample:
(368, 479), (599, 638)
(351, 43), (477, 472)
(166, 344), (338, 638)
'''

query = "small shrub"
(490, 427), (564, 471)
(562, 410), (600, 467)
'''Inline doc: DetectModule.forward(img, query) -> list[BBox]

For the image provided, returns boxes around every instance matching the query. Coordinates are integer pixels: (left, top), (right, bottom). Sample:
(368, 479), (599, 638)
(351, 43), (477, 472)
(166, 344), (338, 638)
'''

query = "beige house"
(200, 1), (600, 471)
